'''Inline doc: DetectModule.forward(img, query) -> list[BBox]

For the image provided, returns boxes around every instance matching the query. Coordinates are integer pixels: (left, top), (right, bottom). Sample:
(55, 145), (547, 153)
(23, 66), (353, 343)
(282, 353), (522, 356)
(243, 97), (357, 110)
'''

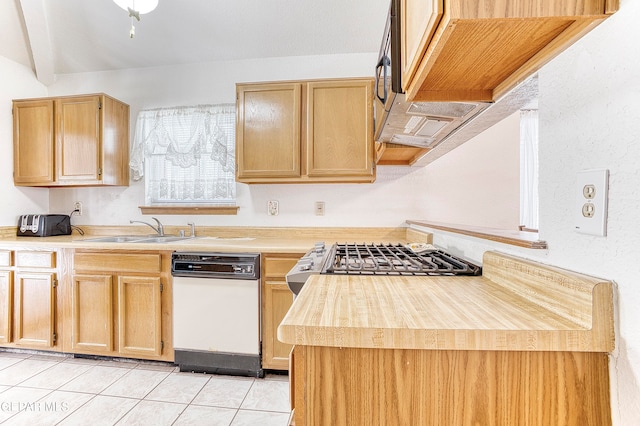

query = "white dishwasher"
(171, 252), (262, 377)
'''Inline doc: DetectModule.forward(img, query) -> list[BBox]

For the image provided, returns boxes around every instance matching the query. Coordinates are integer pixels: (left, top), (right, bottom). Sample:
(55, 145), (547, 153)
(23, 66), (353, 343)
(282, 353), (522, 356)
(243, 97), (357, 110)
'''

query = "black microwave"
(374, 0), (401, 141)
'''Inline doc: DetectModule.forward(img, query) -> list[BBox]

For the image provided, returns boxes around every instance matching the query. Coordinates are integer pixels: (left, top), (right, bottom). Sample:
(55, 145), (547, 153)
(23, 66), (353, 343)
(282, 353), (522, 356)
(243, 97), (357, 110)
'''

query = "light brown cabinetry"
(261, 253), (301, 370)
(402, 0), (617, 102)
(0, 250), (58, 349)
(0, 251), (13, 344)
(69, 251), (170, 361)
(13, 93), (130, 187)
(292, 346), (611, 426)
(236, 79), (375, 183)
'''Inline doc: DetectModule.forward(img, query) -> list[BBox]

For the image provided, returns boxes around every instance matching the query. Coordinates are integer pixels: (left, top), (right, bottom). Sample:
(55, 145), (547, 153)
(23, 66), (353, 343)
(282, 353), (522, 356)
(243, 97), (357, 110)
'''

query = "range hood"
(374, 73), (539, 167)
(375, 93), (490, 148)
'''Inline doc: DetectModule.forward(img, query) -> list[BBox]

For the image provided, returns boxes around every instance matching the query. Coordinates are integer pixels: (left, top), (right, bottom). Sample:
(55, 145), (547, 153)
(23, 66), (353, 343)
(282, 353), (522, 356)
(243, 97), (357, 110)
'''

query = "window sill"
(139, 205), (239, 215)
(406, 220), (547, 249)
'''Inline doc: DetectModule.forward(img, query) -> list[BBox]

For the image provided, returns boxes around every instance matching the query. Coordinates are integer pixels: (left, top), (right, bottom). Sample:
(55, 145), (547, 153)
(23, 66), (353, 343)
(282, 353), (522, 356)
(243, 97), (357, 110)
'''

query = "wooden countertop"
(278, 251), (615, 353)
(0, 226), (424, 254)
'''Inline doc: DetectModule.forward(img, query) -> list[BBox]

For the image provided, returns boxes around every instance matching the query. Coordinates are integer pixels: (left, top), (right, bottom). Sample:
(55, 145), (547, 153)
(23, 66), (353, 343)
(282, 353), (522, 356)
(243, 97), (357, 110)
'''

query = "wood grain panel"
(117, 275), (162, 356)
(295, 346), (611, 426)
(236, 83), (302, 179)
(404, 0), (614, 102)
(262, 280), (294, 370)
(71, 274), (113, 353)
(0, 271), (13, 343)
(12, 99), (55, 185)
(278, 252), (614, 352)
(13, 272), (55, 347)
(101, 95), (130, 185)
(262, 254), (300, 370)
(263, 254), (301, 278)
(376, 142), (429, 166)
(0, 251), (12, 267)
(15, 251), (56, 268)
(74, 252), (161, 274)
(401, 0), (443, 89)
(56, 96), (101, 182)
(306, 80), (374, 177)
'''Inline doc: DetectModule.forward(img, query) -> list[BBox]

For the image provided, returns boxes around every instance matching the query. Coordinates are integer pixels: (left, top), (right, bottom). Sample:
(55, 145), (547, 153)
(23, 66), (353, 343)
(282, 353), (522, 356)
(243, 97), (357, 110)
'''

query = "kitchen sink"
(131, 236), (193, 243)
(82, 235), (193, 243)
(82, 236), (149, 243)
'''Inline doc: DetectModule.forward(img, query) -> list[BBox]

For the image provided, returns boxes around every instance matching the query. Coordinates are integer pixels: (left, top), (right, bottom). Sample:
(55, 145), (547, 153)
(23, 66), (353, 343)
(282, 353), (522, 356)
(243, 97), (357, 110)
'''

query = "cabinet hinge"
(52, 332), (57, 343)
(98, 168), (102, 176)
(160, 283), (163, 292)
(98, 101), (102, 109)
(52, 279), (58, 288)
(161, 340), (164, 351)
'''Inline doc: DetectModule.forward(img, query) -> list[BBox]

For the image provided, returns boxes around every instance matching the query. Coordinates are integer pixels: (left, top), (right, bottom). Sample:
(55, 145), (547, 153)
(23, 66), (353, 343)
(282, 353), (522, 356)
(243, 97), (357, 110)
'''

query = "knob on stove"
(314, 241), (326, 254)
(298, 257), (314, 271)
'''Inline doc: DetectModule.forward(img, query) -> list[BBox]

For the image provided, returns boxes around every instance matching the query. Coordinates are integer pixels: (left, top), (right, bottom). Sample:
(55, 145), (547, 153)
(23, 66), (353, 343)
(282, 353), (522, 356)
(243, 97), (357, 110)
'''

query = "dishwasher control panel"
(171, 252), (260, 280)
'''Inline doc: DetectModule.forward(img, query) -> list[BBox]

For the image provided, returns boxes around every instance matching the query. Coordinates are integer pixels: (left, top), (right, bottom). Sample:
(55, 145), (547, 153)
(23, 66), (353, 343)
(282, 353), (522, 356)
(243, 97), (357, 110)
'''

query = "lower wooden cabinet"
(0, 249), (58, 350)
(0, 253), (12, 344)
(292, 346), (612, 426)
(261, 253), (302, 370)
(71, 274), (114, 353)
(117, 275), (162, 357)
(14, 271), (56, 347)
(69, 250), (171, 361)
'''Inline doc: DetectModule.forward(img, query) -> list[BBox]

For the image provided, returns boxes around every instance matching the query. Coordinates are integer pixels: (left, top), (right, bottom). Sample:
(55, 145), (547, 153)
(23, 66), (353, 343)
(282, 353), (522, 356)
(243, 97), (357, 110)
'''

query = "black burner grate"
(322, 243), (481, 276)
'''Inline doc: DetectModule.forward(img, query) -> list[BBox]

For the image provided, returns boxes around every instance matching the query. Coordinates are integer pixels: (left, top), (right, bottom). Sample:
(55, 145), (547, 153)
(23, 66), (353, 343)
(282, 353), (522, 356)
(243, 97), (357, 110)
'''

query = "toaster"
(17, 214), (72, 237)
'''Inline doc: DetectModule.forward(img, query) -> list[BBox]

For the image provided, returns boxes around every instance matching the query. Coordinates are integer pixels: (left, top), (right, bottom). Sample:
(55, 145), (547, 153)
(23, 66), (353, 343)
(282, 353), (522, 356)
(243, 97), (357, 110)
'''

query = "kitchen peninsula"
(278, 251), (615, 425)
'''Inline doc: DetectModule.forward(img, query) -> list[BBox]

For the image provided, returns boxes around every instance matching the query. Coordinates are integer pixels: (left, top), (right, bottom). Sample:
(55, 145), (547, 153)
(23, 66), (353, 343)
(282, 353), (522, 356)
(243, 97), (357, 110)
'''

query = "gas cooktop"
(324, 243), (481, 276)
(285, 242), (481, 295)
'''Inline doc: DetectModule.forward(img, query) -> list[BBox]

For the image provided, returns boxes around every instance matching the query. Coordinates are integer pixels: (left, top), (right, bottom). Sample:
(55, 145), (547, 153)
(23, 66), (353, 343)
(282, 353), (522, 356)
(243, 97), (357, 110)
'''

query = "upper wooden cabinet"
(402, 0), (618, 102)
(13, 93), (130, 187)
(236, 78), (376, 183)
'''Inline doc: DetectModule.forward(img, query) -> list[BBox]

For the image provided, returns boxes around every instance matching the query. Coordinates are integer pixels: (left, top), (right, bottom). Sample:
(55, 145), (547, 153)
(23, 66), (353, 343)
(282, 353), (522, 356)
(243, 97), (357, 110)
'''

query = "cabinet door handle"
(375, 55), (390, 104)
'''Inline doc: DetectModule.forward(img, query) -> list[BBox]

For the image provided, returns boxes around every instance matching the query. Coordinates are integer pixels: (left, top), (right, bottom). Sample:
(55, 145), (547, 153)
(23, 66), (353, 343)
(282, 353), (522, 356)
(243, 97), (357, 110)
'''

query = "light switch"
(575, 169), (609, 236)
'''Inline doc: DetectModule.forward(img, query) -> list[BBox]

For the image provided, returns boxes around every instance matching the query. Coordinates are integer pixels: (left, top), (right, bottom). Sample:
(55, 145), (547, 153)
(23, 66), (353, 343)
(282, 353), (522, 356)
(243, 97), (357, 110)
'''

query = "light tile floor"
(0, 351), (291, 425)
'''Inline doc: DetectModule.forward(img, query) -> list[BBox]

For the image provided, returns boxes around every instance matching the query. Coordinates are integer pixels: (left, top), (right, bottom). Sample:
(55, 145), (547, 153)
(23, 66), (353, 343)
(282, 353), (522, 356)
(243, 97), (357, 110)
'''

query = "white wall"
(45, 53), (520, 229)
(420, 111), (520, 229)
(0, 57), (49, 224)
(416, 1), (640, 424)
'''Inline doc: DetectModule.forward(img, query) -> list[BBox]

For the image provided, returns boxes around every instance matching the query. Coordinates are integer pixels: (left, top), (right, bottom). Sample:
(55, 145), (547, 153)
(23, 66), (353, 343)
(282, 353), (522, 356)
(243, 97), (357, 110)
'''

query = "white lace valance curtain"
(519, 109), (539, 230)
(129, 104), (236, 204)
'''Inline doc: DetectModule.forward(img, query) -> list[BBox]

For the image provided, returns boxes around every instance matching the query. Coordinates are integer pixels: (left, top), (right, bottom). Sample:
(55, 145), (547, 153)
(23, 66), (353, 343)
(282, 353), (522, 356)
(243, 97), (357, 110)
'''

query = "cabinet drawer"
(0, 251), (12, 267)
(264, 255), (302, 278)
(15, 251), (56, 268)
(74, 252), (162, 274)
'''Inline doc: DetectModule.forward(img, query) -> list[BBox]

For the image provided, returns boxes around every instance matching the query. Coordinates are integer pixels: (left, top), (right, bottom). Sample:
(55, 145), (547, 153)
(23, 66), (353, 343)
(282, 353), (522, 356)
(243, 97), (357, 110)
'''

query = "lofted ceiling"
(1, 0), (389, 85)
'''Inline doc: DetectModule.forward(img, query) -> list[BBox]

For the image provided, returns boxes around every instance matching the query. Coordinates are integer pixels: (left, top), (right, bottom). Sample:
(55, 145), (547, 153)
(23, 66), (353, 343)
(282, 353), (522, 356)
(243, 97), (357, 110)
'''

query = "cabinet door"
(13, 272), (56, 347)
(71, 274), (114, 353)
(117, 276), (162, 357)
(262, 280), (295, 370)
(236, 83), (302, 180)
(0, 271), (12, 344)
(262, 254), (300, 370)
(12, 99), (55, 185)
(400, 0), (443, 92)
(56, 96), (102, 184)
(306, 80), (375, 179)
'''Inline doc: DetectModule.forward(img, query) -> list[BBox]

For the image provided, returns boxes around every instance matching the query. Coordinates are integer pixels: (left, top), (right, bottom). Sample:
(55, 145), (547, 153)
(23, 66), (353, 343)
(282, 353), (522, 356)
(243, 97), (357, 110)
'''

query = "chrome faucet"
(188, 222), (196, 237)
(130, 217), (164, 236)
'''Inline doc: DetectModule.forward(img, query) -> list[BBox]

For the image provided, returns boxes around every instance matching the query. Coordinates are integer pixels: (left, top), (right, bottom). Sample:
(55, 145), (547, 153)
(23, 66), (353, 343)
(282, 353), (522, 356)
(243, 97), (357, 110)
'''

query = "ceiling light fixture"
(113, 0), (159, 38)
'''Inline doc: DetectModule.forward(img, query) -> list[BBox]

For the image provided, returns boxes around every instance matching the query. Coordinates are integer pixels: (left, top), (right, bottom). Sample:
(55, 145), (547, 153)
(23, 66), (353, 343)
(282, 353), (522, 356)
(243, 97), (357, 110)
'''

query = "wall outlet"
(315, 201), (325, 216)
(268, 200), (279, 216)
(74, 201), (83, 216)
(575, 169), (608, 236)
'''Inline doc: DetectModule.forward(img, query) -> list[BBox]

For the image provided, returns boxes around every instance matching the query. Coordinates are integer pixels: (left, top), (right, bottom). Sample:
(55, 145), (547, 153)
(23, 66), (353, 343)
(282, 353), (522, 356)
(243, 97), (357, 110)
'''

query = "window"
(130, 104), (236, 206)
(519, 109), (539, 230)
